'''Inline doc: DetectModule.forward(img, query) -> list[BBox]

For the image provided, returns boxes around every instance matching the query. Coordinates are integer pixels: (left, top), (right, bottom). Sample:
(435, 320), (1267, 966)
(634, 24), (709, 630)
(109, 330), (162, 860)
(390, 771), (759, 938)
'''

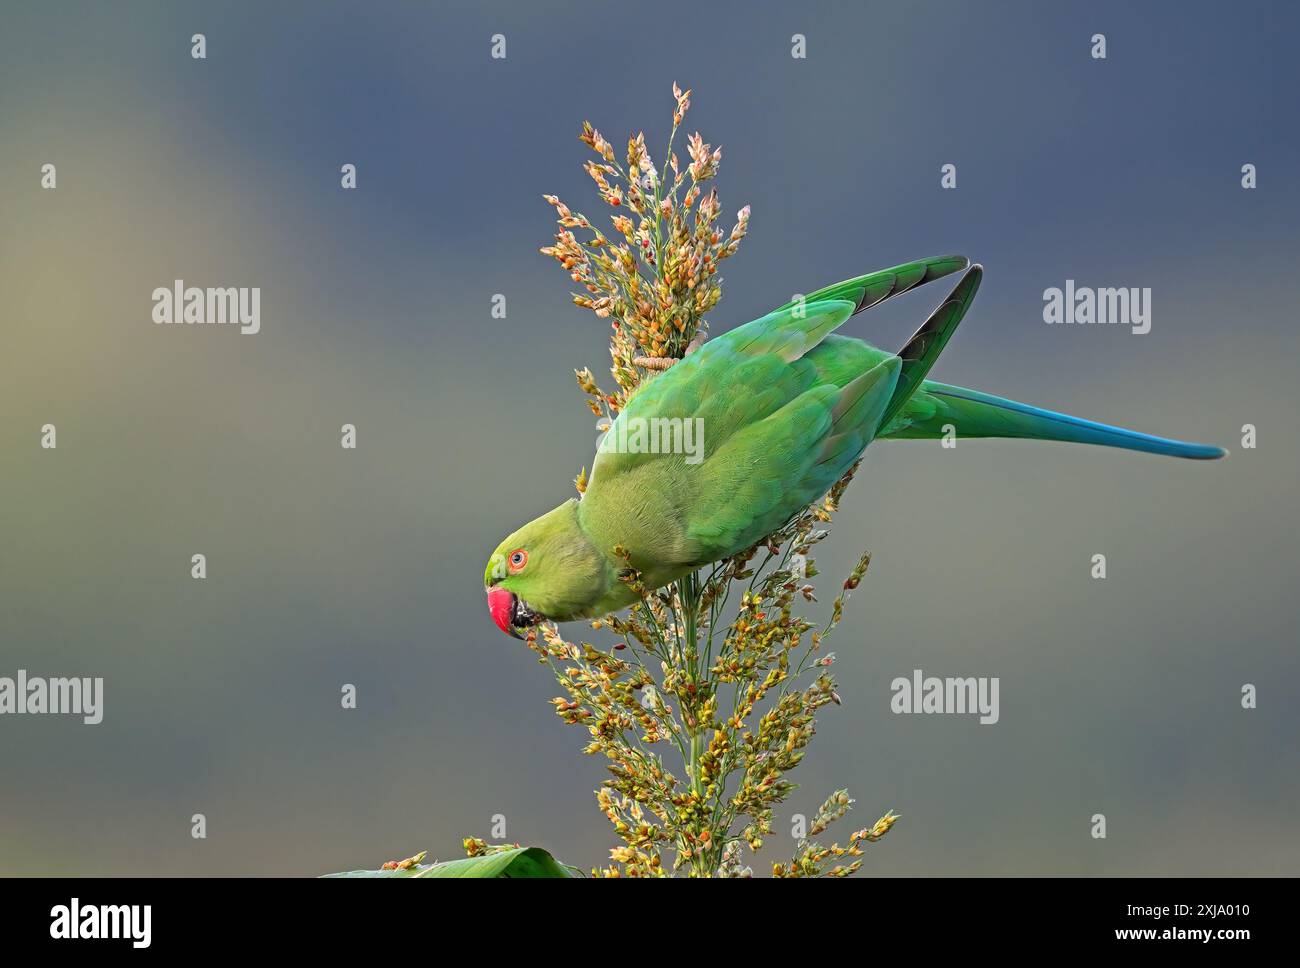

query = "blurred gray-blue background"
(1, 0), (1296, 875)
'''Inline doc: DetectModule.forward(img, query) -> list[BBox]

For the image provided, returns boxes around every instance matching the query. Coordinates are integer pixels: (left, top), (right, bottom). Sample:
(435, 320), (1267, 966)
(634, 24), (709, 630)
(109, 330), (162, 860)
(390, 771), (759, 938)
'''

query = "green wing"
(686, 265), (984, 557)
(594, 254), (971, 480)
(579, 257), (976, 575)
(686, 357), (898, 557)
(582, 300), (863, 570)
(591, 300), (853, 483)
(603, 296), (899, 564)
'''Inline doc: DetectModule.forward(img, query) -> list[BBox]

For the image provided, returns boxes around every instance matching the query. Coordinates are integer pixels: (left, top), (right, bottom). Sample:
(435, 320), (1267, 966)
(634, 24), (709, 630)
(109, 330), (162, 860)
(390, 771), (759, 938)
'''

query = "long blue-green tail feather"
(881, 381), (1227, 460)
(783, 258), (1224, 460)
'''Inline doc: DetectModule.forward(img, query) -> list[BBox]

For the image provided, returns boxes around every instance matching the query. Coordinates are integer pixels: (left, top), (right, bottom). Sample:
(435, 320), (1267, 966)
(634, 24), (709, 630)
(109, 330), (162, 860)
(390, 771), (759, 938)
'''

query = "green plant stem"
(676, 569), (721, 876)
(680, 571), (702, 793)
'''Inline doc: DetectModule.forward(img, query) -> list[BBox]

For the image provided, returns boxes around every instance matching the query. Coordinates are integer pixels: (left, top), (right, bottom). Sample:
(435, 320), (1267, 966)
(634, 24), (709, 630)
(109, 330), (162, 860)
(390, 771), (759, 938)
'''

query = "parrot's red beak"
(487, 586), (524, 639)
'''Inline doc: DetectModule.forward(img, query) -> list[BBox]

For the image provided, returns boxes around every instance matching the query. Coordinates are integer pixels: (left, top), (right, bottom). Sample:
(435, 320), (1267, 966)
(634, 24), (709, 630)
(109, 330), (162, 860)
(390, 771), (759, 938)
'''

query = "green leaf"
(321, 846), (579, 878)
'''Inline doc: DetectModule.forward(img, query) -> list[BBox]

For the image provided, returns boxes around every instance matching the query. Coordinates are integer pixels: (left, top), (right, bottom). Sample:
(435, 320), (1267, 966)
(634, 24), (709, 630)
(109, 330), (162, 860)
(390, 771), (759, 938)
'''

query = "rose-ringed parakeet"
(485, 255), (1223, 638)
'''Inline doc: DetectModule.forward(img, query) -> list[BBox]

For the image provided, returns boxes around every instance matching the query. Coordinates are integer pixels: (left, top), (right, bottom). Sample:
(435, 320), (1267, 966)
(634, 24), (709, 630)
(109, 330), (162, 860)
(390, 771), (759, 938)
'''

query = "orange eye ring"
(508, 549), (528, 573)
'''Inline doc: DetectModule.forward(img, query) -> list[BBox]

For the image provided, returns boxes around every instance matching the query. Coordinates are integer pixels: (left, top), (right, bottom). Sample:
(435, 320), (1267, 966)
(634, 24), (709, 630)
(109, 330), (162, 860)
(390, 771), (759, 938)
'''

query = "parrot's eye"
(508, 549), (528, 573)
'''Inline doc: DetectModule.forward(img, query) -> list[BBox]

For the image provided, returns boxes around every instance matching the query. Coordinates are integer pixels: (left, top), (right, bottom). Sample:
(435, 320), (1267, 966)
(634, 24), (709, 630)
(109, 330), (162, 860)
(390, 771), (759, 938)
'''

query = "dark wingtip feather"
(880, 265), (983, 427)
(852, 254), (971, 315)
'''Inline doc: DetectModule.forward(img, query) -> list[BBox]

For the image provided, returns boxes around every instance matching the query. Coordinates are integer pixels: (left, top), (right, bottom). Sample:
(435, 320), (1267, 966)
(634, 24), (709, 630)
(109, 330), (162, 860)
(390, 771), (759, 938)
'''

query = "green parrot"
(485, 256), (1223, 637)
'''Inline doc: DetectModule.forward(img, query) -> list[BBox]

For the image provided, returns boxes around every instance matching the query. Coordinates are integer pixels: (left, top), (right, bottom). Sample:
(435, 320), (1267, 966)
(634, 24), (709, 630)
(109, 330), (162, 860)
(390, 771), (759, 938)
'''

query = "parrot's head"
(484, 499), (608, 638)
